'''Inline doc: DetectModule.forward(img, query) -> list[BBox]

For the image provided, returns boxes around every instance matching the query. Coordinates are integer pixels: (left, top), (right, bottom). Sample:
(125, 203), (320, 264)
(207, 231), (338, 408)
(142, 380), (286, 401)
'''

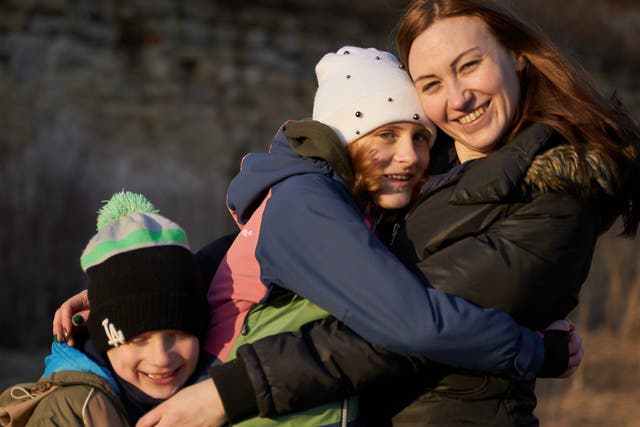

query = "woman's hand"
(52, 289), (90, 347)
(136, 379), (227, 427)
(544, 319), (583, 378)
(561, 329), (583, 378)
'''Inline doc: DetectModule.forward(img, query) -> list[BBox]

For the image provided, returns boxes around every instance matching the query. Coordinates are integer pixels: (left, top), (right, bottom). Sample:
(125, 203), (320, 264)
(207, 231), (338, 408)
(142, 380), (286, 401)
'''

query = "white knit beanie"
(312, 46), (436, 146)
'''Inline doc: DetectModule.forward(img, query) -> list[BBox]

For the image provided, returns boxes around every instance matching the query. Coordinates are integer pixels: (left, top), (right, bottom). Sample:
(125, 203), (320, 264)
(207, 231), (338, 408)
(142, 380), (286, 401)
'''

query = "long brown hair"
(395, 0), (640, 236)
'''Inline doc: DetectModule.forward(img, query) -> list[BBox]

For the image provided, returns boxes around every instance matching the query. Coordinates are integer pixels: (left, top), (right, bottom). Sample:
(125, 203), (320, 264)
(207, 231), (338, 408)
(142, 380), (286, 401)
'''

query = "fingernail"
(53, 334), (58, 343)
(72, 315), (85, 325)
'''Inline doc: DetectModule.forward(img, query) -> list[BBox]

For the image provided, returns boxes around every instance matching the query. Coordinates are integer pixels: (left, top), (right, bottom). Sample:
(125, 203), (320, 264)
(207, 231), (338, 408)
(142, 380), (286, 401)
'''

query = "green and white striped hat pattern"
(80, 191), (190, 271)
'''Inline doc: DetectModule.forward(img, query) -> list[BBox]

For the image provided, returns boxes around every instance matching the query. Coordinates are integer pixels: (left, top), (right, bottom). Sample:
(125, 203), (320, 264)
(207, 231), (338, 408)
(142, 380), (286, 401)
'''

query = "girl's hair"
(395, 0), (640, 236)
(347, 141), (425, 213)
(347, 142), (385, 209)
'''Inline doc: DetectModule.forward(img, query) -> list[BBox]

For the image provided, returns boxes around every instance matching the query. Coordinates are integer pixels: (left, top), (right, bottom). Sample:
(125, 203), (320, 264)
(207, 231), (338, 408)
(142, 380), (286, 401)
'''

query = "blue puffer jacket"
(207, 119), (543, 374)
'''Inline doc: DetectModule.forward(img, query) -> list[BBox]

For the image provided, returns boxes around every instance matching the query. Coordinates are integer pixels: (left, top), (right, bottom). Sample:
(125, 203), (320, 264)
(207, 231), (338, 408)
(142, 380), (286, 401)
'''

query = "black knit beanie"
(81, 191), (209, 355)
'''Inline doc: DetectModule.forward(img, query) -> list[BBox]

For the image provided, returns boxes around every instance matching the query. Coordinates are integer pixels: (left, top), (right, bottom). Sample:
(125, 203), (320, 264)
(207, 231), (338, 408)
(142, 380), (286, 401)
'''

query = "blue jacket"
(42, 342), (120, 392)
(209, 120), (543, 378)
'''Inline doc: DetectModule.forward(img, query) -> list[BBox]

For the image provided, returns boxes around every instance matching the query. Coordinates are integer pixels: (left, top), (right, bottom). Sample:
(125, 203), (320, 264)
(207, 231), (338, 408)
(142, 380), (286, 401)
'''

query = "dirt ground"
(536, 330), (640, 427)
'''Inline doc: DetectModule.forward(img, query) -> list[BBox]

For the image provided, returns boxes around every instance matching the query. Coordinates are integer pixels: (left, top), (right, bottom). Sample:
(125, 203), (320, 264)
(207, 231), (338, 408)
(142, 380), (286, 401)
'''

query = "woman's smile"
(409, 15), (521, 162)
(457, 103), (488, 125)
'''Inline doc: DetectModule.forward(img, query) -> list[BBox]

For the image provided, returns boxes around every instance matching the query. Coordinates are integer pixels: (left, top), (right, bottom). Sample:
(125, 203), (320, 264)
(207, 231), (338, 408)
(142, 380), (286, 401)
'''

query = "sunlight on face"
(106, 329), (199, 400)
(350, 121), (431, 209)
(408, 16), (522, 162)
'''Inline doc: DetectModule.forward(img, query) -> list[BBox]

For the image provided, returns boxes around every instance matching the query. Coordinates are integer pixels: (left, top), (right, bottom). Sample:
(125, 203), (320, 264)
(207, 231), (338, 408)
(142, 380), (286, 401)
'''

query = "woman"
(142, 1), (639, 426)
(54, 46), (578, 427)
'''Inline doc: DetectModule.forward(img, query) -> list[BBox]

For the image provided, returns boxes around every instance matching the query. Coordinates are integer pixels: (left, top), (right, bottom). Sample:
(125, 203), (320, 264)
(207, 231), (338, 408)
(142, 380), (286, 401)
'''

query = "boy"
(0, 191), (209, 426)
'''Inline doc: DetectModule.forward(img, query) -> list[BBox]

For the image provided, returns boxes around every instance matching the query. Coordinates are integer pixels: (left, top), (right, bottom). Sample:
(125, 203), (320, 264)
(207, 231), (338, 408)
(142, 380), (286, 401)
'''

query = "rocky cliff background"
(1, 1), (639, 425)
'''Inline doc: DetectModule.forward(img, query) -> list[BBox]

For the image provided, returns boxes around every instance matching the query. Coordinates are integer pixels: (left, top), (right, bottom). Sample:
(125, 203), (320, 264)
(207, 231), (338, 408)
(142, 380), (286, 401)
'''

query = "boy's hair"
(81, 190), (209, 354)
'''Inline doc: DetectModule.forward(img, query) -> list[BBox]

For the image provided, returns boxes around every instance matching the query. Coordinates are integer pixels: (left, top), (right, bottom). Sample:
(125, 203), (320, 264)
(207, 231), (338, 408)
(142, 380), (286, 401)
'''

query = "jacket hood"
(227, 121), (346, 225)
(42, 341), (120, 394)
(450, 123), (617, 204)
(523, 142), (615, 196)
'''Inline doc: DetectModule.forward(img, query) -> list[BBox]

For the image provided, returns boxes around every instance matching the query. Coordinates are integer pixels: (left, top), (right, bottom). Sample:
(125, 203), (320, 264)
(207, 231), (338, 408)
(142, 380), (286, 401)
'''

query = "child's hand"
(52, 289), (90, 347)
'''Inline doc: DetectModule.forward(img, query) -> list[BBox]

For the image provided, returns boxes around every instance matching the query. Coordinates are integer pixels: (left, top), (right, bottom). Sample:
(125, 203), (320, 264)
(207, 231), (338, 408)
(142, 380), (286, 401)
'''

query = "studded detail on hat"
(312, 46), (436, 147)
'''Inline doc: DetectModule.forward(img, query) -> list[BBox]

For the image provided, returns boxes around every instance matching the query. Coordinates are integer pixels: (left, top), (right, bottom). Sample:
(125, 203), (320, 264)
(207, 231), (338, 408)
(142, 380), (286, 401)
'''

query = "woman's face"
(107, 329), (199, 400)
(350, 121), (431, 209)
(408, 16), (522, 162)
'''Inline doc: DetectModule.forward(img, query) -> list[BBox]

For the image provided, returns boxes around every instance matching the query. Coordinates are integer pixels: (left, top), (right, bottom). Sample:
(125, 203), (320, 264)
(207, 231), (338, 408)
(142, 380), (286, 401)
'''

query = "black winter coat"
(207, 124), (620, 426)
(394, 123), (614, 330)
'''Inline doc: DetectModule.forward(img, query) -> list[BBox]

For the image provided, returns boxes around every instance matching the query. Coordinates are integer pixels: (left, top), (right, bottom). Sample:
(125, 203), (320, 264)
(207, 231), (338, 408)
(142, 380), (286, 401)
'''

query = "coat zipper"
(341, 397), (348, 427)
(390, 222), (400, 246)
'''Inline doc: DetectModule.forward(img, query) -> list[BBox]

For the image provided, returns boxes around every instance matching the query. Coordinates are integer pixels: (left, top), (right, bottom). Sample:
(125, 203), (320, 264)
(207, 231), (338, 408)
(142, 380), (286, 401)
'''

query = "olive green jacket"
(0, 370), (129, 427)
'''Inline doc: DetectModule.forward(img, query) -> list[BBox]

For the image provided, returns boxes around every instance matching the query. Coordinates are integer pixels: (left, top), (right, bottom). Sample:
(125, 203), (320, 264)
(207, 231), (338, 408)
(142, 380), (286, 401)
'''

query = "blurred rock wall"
(0, 0), (407, 349)
(1, 0), (638, 349)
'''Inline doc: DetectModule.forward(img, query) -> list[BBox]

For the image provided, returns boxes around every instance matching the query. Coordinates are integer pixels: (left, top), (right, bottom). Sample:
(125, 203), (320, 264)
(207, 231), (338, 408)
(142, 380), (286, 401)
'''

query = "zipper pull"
(371, 212), (384, 232)
(390, 223), (400, 246)
(240, 304), (257, 335)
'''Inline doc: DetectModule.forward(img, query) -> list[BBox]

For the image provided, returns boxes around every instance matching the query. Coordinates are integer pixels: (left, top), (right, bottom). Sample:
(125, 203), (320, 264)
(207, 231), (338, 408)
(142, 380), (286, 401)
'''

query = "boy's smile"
(107, 329), (200, 399)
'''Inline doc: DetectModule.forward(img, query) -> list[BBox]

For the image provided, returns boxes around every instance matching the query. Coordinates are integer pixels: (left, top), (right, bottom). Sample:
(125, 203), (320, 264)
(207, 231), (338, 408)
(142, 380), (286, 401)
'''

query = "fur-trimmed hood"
(446, 123), (618, 204)
(396, 122), (617, 334)
(524, 143), (615, 196)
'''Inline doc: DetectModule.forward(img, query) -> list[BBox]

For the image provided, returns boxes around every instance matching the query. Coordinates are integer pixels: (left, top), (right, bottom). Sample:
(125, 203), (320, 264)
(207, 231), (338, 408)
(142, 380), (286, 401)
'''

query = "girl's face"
(107, 329), (199, 400)
(350, 121), (431, 209)
(408, 16), (522, 162)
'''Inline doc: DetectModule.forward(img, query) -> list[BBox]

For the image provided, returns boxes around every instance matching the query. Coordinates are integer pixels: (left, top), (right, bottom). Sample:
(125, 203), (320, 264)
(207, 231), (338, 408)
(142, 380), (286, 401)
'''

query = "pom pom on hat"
(82, 190), (208, 355)
(81, 190), (188, 271)
(96, 191), (159, 231)
(312, 46), (436, 146)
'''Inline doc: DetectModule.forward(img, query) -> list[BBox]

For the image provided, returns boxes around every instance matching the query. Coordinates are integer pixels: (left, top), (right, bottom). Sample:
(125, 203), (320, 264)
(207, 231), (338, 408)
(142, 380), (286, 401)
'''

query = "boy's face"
(106, 329), (199, 399)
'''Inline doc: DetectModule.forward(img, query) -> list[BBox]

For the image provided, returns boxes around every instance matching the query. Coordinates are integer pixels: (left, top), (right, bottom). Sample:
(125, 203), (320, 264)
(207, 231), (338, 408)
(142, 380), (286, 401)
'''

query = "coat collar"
(424, 122), (616, 206)
(284, 118), (354, 183)
(450, 123), (555, 204)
